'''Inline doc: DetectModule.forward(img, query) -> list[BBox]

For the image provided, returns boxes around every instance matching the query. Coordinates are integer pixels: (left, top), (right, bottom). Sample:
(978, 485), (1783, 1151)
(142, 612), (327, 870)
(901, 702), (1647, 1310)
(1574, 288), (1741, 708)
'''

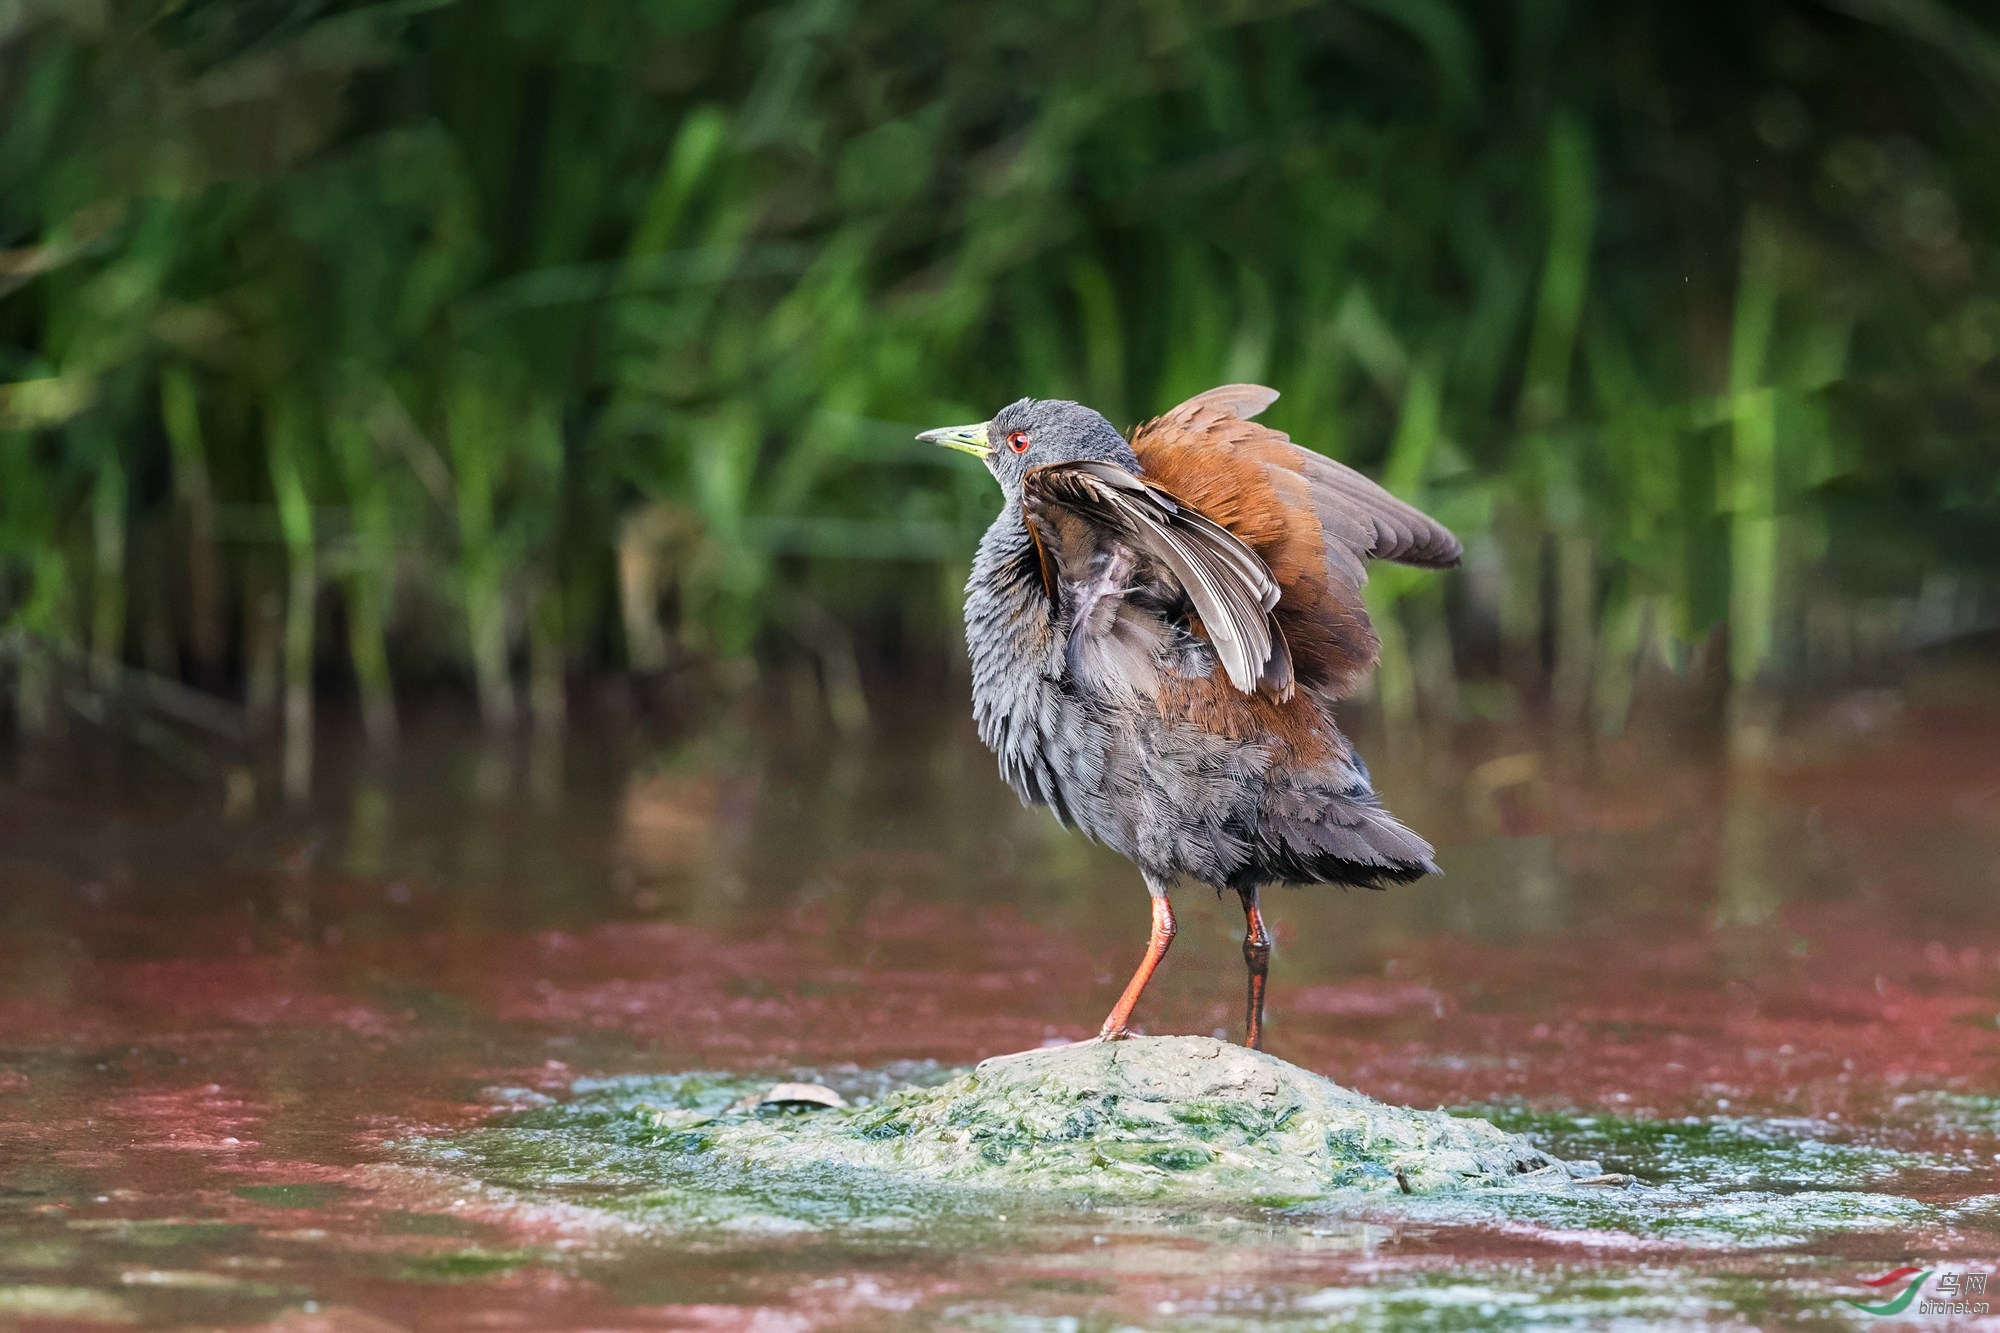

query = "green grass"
(1, 1), (1996, 764)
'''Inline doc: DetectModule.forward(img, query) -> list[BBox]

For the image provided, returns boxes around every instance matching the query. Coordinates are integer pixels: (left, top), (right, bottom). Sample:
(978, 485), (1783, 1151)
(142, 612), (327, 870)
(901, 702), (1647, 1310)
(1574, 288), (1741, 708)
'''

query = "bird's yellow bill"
(917, 422), (992, 458)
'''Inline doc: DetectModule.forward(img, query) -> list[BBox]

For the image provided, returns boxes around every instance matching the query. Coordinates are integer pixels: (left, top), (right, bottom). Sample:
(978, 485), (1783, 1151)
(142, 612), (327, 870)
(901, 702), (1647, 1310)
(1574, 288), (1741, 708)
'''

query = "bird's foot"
(975, 1033), (1119, 1070)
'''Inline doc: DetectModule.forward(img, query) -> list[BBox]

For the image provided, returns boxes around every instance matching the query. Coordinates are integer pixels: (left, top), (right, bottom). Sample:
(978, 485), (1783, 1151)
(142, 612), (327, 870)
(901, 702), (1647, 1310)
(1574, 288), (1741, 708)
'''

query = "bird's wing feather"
(1130, 385), (1461, 697)
(1275, 448), (1462, 578)
(1022, 461), (1290, 696)
(1165, 383), (1280, 422)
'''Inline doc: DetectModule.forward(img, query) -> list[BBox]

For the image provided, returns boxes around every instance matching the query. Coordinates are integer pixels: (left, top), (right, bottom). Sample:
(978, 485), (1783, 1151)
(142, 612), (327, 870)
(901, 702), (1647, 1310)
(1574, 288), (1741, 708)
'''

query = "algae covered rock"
(655, 1036), (1594, 1201)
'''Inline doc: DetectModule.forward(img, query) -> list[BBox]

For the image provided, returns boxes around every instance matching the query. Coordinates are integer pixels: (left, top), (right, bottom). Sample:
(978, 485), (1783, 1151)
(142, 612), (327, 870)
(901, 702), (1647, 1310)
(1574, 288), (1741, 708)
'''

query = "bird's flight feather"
(1014, 384), (1459, 703)
(1022, 461), (1285, 695)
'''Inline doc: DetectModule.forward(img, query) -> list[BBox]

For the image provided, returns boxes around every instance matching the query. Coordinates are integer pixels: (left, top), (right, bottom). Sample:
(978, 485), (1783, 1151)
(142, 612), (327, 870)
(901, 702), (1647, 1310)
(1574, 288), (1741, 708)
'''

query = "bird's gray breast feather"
(963, 512), (1106, 830)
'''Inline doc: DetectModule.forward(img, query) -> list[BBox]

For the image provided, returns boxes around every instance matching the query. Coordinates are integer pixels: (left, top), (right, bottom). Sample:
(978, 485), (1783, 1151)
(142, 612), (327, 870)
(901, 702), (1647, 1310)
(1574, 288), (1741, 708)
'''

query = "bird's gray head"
(918, 398), (1139, 495)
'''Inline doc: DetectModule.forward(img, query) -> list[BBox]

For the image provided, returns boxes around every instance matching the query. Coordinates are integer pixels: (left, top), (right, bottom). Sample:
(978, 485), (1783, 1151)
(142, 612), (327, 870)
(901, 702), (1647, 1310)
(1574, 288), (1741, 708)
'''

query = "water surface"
(3, 682), (1999, 1329)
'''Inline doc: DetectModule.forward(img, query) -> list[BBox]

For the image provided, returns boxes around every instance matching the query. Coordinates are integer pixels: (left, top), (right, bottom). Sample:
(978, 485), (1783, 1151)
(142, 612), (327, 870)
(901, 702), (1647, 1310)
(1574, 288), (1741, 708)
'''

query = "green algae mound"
(402, 1040), (1966, 1250)
(650, 1036), (1599, 1200)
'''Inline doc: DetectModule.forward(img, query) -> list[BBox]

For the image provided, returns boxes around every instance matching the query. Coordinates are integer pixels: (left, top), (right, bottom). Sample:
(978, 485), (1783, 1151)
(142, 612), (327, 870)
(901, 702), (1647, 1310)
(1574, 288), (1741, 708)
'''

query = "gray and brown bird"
(920, 385), (1460, 1050)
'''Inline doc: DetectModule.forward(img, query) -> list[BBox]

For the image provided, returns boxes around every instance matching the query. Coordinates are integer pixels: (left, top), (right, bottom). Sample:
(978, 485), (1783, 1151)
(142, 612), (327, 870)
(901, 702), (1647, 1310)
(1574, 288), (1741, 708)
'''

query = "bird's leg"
(975, 881), (1176, 1068)
(1239, 884), (1271, 1050)
(1096, 883), (1176, 1041)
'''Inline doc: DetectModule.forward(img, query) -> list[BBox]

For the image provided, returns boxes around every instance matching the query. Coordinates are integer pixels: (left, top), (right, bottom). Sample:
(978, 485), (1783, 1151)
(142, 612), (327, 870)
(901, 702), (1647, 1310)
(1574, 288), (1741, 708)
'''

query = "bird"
(919, 385), (1461, 1051)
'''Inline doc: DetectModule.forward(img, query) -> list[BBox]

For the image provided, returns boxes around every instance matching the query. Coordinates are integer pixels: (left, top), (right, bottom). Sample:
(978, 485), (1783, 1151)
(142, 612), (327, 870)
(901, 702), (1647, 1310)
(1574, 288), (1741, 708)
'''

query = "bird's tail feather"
(1248, 783), (1439, 889)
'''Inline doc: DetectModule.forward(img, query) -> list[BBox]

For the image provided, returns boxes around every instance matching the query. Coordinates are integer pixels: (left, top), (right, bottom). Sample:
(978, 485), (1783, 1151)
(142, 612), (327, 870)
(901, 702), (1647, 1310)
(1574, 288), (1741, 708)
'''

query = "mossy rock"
(653, 1036), (1598, 1201)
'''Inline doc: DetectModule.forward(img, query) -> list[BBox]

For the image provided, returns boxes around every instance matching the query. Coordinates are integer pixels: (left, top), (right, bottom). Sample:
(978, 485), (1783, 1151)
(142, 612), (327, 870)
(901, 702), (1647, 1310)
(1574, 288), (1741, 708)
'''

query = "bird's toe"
(976, 1035), (1110, 1070)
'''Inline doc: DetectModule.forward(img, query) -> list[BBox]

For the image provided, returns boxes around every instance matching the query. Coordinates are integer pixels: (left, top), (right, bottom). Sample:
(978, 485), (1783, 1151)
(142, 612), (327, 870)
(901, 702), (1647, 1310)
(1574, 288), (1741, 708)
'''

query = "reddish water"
(3, 683), (2000, 1329)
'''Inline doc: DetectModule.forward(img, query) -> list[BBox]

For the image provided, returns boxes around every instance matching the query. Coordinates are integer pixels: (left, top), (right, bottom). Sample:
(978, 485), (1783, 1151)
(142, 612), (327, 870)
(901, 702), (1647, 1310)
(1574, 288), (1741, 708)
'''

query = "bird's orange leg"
(1239, 885), (1271, 1050)
(1096, 890), (1176, 1040)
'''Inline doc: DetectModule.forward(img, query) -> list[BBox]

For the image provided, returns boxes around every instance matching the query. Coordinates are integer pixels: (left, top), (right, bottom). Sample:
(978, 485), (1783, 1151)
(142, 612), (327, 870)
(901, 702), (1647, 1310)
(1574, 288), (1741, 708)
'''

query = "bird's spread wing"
(1129, 384), (1461, 698)
(1021, 460), (1291, 696)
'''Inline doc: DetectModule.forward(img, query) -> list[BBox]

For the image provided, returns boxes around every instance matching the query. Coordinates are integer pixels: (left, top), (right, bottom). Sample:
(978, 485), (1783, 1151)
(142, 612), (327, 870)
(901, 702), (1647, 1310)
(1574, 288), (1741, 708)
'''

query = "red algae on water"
(0, 699), (1998, 1328)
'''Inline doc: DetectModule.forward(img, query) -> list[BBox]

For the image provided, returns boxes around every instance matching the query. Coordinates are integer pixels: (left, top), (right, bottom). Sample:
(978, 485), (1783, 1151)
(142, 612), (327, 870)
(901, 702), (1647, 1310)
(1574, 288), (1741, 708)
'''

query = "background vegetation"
(3, 0), (1997, 781)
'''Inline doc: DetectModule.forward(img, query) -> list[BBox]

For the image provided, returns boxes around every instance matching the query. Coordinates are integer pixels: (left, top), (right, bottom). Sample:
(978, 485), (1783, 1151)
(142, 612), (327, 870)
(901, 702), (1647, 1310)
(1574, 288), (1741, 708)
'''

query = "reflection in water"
(618, 770), (725, 902)
(1715, 760), (1781, 946)
(0, 684), (1998, 1328)
(1715, 701), (1784, 957)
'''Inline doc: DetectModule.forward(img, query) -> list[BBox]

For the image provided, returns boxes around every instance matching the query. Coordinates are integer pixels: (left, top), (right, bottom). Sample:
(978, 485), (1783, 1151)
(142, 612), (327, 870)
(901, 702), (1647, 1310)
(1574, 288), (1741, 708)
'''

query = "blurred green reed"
(1, 1), (1996, 777)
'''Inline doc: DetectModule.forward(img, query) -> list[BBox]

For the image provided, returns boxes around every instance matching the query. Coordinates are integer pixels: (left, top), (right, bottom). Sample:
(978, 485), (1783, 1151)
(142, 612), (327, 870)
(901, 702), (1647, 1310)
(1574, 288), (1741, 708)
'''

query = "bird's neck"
(971, 503), (1044, 606)
(964, 503), (1065, 777)
(967, 502), (1060, 673)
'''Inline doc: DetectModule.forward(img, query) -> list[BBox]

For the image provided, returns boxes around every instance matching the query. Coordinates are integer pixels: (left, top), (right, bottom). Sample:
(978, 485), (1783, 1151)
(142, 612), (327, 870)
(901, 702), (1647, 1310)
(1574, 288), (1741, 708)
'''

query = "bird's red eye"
(1007, 431), (1030, 454)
